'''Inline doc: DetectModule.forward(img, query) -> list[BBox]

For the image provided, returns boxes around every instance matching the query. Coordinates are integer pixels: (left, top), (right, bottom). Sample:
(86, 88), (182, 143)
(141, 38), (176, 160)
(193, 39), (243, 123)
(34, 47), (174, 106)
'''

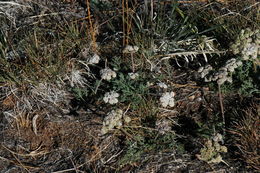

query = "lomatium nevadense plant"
(197, 28), (259, 88)
(231, 28), (259, 61)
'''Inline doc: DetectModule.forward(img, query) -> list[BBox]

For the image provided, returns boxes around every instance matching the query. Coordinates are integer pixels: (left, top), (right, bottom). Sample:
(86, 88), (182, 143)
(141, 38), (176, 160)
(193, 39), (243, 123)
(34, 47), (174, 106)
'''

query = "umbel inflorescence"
(196, 133), (227, 164)
(198, 59), (243, 85)
(231, 28), (259, 61)
(101, 109), (131, 134)
(198, 28), (259, 85)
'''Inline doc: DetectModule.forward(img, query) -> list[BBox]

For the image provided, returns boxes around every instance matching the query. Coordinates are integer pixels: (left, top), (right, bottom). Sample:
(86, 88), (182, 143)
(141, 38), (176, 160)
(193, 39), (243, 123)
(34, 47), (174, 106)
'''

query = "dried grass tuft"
(229, 103), (260, 170)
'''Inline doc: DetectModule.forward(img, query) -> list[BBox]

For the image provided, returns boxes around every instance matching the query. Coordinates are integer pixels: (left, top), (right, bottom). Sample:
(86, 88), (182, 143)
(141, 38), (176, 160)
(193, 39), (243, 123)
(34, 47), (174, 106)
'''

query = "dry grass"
(229, 103), (260, 170)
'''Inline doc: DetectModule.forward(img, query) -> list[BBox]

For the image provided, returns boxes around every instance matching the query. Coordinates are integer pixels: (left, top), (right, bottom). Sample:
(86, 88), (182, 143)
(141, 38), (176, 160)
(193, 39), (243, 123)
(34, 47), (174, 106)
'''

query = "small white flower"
(200, 72), (206, 78)
(146, 82), (154, 87)
(87, 53), (100, 64)
(226, 77), (233, 83)
(231, 28), (259, 62)
(103, 91), (119, 104)
(227, 66), (235, 72)
(100, 68), (116, 81)
(198, 66), (204, 73)
(245, 44), (257, 55)
(236, 61), (243, 66)
(157, 82), (168, 89)
(198, 65), (213, 78)
(123, 45), (139, 53)
(124, 115), (131, 123)
(242, 55), (249, 60)
(160, 92), (175, 108)
(213, 133), (224, 143)
(128, 72), (139, 79)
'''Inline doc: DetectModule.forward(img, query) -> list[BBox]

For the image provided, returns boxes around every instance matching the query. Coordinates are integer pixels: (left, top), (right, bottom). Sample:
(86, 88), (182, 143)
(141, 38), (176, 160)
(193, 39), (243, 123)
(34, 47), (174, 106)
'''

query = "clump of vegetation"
(231, 28), (259, 61)
(118, 132), (177, 170)
(229, 103), (260, 170)
(197, 27), (259, 95)
(196, 133), (228, 164)
(0, 0), (259, 172)
(101, 109), (131, 134)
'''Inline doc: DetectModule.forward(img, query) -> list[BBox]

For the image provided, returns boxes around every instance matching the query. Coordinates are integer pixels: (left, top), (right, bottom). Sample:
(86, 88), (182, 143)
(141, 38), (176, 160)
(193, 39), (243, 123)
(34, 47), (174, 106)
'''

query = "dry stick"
(70, 158), (79, 173)
(126, 0), (129, 45)
(150, 0), (153, 24)
(86, 0), (96, 52)
(218, 84), (226, 137)
(122, 0), (125, 46)
(144, 0), (148, 15)
(126, 4), (135, 72)
(131, 52), (135, 72)
(150, 0), (154, 49)
(126, 2), (134, 42)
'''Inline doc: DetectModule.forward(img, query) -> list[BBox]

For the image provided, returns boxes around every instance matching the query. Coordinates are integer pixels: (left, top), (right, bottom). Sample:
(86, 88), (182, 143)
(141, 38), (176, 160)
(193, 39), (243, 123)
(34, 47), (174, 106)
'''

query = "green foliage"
(234, 61), (259, 95)
(218, 61), (259, 95)
(131, 1), (198, 56)
(207, 60), (259, 96)
(119, 135), (146, 166)
(110, 56), (129, 72)
(70, 87), (89, 101)
(196, 120), (224, 139)
(112, 72), (149, 109)
(118, 132), (176, 168)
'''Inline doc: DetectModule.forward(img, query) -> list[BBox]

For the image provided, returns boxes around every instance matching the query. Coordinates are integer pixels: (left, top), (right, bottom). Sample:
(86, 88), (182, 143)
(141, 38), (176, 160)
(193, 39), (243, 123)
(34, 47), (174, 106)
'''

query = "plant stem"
(218, 84), (225, 137)
(131, 53), (135, 72)
(86, 0), (96, 52)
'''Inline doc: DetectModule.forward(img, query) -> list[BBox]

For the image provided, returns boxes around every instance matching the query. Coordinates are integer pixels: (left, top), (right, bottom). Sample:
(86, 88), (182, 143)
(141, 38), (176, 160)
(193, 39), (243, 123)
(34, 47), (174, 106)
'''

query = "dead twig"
(218, 84), (225, 137)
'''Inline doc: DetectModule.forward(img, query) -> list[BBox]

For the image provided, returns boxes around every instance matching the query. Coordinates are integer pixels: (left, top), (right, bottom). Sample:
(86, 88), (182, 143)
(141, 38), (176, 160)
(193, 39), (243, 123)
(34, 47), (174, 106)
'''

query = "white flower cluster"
(198, 58), (243, 85)
(198, 65), (213, 78)
(211, 58), (243, 85)
(100, 68), (116, 81)
(128, 72), (139, 79)
(103, 91), (119, 104)
(157, 82), (168, 89)
(196, 133), (227, 164)
(231, 28), (260, 61)
(213, 133), (224, 144)
(222, 58), (243, 73)
(160, 91), (175, 108)
(146, 82), (154, 87)
(101, 109), (123, 134)
(87, 53), (100, 64)
(101, 109), (131, 134)
(211, 68), (232, 85)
